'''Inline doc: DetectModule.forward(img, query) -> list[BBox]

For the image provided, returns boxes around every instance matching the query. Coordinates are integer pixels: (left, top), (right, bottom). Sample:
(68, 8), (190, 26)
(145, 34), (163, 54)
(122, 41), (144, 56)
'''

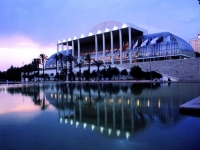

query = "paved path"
(179, 96), (200, 116)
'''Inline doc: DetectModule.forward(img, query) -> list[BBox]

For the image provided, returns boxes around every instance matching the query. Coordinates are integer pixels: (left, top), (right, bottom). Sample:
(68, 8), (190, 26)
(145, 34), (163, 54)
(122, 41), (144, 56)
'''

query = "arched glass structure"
(128, 32), (195, 61)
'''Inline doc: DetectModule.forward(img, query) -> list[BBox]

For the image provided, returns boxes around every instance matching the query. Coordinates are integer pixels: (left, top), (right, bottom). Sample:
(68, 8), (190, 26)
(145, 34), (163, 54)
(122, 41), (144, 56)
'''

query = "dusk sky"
(0, 0), (199, 71)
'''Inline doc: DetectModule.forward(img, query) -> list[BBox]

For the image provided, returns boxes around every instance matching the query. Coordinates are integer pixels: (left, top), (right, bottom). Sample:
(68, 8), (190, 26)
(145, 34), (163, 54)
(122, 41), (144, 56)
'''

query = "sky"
(0, 0), (200, 71)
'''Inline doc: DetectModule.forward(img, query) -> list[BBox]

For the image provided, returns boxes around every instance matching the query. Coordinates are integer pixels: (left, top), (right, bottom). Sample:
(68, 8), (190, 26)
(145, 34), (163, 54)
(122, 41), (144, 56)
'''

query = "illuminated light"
(81, 34), (85, 38)
(60, 118), (63, 123)
(113, 26), (118, 30)
(76, 122), (79, 128)
(105, 28), (109, 32)
(122, 23), (127, 28)
(127, 99), (130, 105)
(126, 132), (130, 140)
(158, 100), (161, 108)
(116, 130), (121, 137)
(84, 123), (87, 129)
(88, 32), (93, 36)
(65, 119), (68, 124)
(68, 38), (72, 41)
(118, 98), (121, 104)
(54, 94), (57, 99)
(147, 100), (150, 107)
(100, 127), (104, 133)
(57, 40), (61, 44)
(74, 36), (77, 40)
(63, 39), (66, 42)
(97, 30), (102, 34)
(137, 99), (140, 106)
(70, 119), (73, 125)
(108, 129), (112, 136)
(91, 125), (95, 131)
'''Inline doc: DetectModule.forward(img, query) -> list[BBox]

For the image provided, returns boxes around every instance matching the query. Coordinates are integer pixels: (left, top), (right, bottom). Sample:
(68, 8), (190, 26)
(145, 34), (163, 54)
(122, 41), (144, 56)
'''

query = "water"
(0, 82), (200, 150)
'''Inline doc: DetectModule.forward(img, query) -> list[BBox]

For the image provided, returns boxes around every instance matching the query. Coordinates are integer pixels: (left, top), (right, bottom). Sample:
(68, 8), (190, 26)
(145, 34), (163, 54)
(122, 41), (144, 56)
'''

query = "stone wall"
(126, 58), (200, 81)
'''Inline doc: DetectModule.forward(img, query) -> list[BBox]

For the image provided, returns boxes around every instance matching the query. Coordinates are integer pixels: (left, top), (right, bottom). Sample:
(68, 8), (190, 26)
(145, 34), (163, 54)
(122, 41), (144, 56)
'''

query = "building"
(45, 21), (195, 69)
(189, 34), (200, 53)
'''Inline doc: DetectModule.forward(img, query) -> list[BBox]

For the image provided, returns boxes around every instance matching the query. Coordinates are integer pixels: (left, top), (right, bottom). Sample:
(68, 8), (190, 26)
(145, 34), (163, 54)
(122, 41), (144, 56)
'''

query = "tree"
(75, 60), (84, 82)
(84, 53), (93, 81)
(59, 53), (64, 71)
(39, 53), (48, 82)
(130, 66), (143, 79)
(93, 60), (104, 81)
(120, 69), (128, 80)
(53, 54), (59, 74)
(64, 54), (76, 81)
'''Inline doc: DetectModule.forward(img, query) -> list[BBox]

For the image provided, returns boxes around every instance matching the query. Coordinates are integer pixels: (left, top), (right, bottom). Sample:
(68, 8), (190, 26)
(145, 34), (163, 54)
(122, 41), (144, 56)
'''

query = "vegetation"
(39, 53), (48, 81)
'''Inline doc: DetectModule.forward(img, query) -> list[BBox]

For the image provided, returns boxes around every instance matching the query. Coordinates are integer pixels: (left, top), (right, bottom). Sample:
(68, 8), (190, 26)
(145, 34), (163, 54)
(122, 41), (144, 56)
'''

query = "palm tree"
(52, 54), (59, 75)
(59, 53), (64, 71)
(93, 60), (104, 81)
(39, 53), (48, 82)
(84, 53), (93, 81)
(64, 54), (76, 81)
(75, 60), (84, 82)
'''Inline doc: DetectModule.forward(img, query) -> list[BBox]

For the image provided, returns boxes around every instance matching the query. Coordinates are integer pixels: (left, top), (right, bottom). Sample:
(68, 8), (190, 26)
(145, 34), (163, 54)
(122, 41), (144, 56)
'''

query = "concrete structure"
(189, 35), (200, 53)
(43, 21), (199, 81)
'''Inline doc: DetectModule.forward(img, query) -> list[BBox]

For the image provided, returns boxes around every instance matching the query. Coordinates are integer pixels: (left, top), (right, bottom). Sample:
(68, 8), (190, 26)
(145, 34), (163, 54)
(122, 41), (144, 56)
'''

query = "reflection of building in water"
(45, 83), (183, 139)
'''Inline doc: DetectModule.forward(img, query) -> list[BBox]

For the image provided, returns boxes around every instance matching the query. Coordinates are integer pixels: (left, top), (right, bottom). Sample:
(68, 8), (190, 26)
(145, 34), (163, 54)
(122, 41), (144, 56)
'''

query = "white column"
(102, 33), (105, 63)
(110, 31), (114, 64)
(78, 39), (80, 63)
(57, 44), (59, 71)
(119, 29), (122, 64)
(128, 27), (132, 63)
(95, 35), (98, 61)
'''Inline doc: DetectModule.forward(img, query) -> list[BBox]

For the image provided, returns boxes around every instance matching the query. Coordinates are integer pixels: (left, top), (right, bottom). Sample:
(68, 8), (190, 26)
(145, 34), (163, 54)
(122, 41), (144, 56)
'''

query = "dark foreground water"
(0, 82), (200, 150)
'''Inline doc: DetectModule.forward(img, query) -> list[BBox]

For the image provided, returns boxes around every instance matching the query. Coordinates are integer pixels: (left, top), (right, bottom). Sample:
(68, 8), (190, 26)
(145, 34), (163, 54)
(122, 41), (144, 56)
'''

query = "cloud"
(0, 34), (56, 71)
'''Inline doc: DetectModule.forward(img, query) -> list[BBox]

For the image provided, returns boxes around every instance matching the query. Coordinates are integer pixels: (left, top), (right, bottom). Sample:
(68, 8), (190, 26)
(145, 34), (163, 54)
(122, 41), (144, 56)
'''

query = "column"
(78, 39), (80, 63)
(129, 27), (132, 63)
(95, 35), (98, 61)
(102, 33), (105, 63)
(119, 29), (122, 64)
(57, 44), (59, 71)
(110, 31), (114, 64)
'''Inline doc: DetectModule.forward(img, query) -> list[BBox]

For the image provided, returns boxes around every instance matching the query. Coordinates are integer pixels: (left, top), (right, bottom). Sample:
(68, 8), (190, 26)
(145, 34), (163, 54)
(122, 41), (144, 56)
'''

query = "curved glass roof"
(133, 32), (194, 52)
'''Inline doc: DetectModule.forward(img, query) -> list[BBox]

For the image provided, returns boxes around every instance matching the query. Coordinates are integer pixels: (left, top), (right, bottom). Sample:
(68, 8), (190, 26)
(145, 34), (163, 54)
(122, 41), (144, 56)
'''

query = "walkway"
(179, 96), (200, 116)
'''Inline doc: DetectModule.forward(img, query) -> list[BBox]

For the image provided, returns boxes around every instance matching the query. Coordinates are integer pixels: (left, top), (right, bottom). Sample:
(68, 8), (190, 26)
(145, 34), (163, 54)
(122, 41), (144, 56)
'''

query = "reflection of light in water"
(54, 94), (57, 99)
(76, 122), (79, 128)
(108, 129), (112, 136)
(65, 119), (68, 124)
(147, 100), (150, 107)
(118, 98), (121, 104)
(69, 95), (71, 99)
(137, 99), (140, 106)
(74, 96), (76, 100)
(116, 130), (120, 137)
(4, 86), (7, 94)
(83, 123), (87, 129)
(60, 118), (62, 123)
(85, 97), (88, 102)
(158, 99), (160, 108)
(64, 94), (66, 99)
(127, 99), (130, 105)
(91, 125), (95, 131)
(109, 98), (113, 103)
(70, 119), (73, 125)
(126, 132), (130, 140)
(50, 93), (53, 98)
(100, 127), (104, 133)
(60, 94), (61, 99)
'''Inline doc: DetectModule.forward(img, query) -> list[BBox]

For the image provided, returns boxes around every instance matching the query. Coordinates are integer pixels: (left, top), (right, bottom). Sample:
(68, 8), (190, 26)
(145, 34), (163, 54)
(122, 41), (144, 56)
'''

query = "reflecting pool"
(0, 83), (200, 150)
